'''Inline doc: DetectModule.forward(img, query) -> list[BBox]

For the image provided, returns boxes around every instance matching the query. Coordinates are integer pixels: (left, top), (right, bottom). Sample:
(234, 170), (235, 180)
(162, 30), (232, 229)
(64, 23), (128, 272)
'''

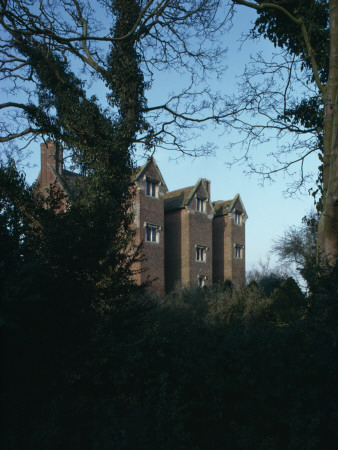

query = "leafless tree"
(0, 0), (247, 159)
(228, 0), (337, 262)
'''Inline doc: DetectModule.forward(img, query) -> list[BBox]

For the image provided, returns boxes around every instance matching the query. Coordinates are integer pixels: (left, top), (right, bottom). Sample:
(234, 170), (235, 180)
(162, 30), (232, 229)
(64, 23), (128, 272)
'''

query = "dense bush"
(2, 261), (338, 449)
(1, 166), (337, 449)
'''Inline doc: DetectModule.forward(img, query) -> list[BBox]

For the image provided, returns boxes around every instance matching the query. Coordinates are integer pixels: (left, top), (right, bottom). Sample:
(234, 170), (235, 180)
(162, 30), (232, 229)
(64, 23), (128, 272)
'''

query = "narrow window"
(146, 180), (158, 197)
(196, 197), (204, 212)
(146, 181), (151, 196)
(235, 244), (243, 259)
(234, 211), (242, 225)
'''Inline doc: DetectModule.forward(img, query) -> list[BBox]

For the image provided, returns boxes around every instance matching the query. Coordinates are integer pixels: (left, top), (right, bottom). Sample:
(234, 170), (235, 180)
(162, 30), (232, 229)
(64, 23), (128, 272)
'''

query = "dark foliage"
(257, 273), (285, 296)
(252, 0), (329, 83)
(251, 0), (329, 142)
(2, 236), (337, 449)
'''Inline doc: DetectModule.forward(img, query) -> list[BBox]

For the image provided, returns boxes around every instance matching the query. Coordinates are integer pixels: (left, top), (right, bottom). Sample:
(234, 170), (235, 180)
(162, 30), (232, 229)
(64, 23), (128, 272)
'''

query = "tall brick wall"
(213, 215), (228, 282)
(131, 187), (143, 287)
(133, 160), (166, 296)
(36, 140), (68, 212)
(229, 199), (246, 286)
(186, 186), (213, 289)
(181, 209), (191, 287)
(164, 209), (182, 292)
(37, 140), (63, 188)
(165, 182), (213, 291)
(212, 198), (246, 286)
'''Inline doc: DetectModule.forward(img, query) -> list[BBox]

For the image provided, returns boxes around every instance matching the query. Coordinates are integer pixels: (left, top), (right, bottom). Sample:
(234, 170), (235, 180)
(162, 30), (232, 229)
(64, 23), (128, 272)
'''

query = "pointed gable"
(212, 194), (248, 221)
(133, 157), (168, 191)
(164, 178), (214, 214)
(185, 178), (209, 204)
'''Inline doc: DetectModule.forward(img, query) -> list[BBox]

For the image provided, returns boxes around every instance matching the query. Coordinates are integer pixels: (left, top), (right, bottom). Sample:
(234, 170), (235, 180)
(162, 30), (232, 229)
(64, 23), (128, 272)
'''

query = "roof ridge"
(165, 185), (193, 196)
(213, 199), (232, 204)
(62, 168), (80, 176)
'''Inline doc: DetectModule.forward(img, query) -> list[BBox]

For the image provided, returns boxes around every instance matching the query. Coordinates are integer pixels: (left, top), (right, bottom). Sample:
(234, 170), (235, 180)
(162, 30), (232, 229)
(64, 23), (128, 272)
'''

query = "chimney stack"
(40, 140), (63, 187)
(202, 178), (211, 198)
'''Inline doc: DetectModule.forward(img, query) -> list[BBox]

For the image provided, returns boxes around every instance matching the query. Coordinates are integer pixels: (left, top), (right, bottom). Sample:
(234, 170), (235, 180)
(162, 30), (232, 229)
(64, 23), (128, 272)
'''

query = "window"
(146, 179), (158, 197)
(234, 211), (242, 225)
(196, 245), (207, 262)
(196, 197), (204, 212)
(235, 244), (243, 259)
(198, 275), (207, 288)
(145, 223), (159, 243)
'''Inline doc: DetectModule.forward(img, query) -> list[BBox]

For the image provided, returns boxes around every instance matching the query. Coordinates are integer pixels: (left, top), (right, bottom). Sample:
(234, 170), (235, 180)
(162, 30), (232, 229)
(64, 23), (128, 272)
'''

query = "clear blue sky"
(22, 5), (318, 274)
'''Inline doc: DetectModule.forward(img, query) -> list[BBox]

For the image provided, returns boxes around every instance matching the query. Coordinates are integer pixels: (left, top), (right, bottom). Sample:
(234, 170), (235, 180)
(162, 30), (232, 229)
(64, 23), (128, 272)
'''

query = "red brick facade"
(36, 140), (78, 211)
(164, 181), (214, 291)
(37, 142), (247, 295)
(212, 196), (246, 286)
(132, 159), (167, 297)
(38, 140), (63, 187)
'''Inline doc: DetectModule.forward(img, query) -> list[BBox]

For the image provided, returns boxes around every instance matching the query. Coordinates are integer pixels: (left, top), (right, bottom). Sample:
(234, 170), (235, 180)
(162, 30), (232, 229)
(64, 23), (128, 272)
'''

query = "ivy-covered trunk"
(318, 0), (338, 261)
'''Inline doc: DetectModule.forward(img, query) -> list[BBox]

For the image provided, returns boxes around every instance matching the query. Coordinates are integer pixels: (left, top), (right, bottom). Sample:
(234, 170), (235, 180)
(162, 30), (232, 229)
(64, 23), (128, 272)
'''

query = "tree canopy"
(0, 0), (232, 157)
(0, 0), (336, 257)
(232, 0), (336, 260)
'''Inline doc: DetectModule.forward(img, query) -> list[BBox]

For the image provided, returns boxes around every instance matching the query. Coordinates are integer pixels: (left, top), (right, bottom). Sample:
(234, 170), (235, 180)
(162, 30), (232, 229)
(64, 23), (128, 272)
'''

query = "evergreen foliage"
(252, 0), (329, 82)
(2, 244), (337, 448)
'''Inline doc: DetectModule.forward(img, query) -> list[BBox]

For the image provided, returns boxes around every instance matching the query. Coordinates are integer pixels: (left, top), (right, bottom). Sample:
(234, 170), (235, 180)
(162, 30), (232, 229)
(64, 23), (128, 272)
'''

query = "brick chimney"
(202, 178), (211, 198)
(40, 140), (63, 187)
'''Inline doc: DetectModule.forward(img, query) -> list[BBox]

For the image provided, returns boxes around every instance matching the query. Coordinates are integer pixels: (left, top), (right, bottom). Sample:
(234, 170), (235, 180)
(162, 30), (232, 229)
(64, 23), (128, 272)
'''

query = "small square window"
(145, 223), (158, 243)
(235, 244), (243, 259)
(196, 197), (204, 212)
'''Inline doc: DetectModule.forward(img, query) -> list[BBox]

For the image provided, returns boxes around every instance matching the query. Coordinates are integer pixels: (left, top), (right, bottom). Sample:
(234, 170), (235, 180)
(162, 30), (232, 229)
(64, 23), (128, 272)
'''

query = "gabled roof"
(133, 157), (168, 190)
(164, 186), (194, 212)
(164, 178), (213, 213)
(212, 194), (248, 218)
(212, 200), (232, 216)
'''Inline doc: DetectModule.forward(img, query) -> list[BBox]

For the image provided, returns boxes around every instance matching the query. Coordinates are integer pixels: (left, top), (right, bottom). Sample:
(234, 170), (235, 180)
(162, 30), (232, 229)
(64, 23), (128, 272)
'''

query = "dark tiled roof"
(212, 194), (245, 217)
(164, 186), (194, 212)
(212, 200), (232, 216)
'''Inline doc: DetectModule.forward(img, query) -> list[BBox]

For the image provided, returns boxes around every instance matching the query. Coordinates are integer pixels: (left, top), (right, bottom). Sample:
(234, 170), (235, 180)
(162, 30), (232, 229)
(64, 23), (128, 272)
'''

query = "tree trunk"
(318, 0), (338, 262)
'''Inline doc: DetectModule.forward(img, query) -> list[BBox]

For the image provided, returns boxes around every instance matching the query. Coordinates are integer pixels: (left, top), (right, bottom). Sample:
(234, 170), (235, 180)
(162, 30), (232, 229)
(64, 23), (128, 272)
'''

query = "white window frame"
(145, 223), (160, 243)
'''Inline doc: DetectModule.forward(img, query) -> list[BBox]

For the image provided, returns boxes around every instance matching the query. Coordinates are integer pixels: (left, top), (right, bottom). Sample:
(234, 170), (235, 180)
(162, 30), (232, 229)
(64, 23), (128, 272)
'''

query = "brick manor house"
(37, 140), (247, 296)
